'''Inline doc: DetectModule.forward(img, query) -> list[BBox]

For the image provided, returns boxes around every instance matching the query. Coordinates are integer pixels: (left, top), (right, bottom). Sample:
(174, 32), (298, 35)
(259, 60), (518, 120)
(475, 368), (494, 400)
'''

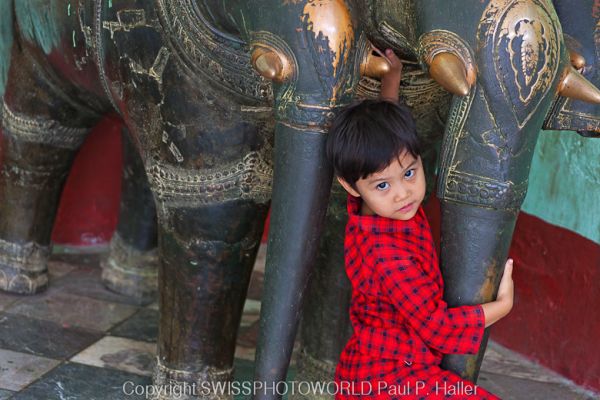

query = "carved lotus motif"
(483, 0), (561, 128)
(508, 18), (550, 103)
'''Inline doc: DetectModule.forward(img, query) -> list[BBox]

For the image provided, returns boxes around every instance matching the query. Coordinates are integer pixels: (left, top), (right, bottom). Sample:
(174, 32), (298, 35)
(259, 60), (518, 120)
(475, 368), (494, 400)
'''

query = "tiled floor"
(0, 246), (596, 400)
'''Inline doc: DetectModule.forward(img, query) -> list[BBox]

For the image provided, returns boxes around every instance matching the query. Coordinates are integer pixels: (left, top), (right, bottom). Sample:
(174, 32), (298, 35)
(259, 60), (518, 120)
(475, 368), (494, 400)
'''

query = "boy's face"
(338, 151), (426, 221)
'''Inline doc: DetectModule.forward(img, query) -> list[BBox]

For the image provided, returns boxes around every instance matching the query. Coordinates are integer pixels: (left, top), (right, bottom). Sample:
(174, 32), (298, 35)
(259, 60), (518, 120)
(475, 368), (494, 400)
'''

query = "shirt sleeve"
(378, 259), (485, 355)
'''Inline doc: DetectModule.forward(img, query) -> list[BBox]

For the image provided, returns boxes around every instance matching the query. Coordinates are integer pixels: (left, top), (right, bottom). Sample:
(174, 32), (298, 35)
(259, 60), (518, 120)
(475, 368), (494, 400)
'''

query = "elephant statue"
(0, 1), (598, 400)
(254, 1), (600, 399)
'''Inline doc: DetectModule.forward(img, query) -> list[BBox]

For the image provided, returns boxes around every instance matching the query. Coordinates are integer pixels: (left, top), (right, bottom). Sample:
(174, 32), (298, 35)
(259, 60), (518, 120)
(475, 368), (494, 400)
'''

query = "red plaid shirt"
(335, 195), (487, 398)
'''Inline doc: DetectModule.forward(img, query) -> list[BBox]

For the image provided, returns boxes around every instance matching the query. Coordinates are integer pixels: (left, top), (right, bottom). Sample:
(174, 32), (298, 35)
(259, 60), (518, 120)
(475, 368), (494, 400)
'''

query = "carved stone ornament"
(155, 0), (272, 103)
(479, 0), (562, 128)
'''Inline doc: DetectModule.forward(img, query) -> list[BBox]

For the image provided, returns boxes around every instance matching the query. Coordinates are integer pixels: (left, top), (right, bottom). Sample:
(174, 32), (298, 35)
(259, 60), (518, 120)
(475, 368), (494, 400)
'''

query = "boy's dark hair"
(326, 99), (420, 188)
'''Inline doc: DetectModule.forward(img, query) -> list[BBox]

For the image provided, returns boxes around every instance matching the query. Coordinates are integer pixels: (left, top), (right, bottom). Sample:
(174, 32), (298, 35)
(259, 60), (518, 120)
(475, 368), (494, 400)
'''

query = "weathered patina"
(0, 2), (598, 400)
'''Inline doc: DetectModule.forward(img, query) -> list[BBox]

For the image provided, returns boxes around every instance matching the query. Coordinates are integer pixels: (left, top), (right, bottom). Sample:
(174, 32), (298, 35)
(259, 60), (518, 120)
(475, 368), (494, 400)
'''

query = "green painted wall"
(0, 0), (14, 97)
(522, 130), (600, 245)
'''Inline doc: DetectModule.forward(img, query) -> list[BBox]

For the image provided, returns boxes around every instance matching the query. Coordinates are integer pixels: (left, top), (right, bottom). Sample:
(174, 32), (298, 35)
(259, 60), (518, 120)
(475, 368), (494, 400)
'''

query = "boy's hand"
(373, 47), (403, 101)
(376, 47), (402, 81)
(481, 259), (515, 328)
(497, 259), (514, 312)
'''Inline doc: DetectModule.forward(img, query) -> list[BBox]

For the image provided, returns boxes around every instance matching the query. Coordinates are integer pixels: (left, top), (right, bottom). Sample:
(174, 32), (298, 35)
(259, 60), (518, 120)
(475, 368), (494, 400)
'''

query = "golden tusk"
(568, 49), (586, 71)
(558, 66), (600, 104)
(251, 47), (286, 82)
(428, 52), (471, 96)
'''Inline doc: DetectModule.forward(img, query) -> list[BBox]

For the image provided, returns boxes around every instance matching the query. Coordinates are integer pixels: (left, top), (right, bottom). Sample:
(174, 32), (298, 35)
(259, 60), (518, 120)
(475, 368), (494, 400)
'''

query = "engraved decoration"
(419, 29), (477, 87)
(155, 0), (272, 103)
(147, 151), (272, 209)
(480, 0), (561, 128)
(543, 26), (600, 132)
(2, 102), (89, 150)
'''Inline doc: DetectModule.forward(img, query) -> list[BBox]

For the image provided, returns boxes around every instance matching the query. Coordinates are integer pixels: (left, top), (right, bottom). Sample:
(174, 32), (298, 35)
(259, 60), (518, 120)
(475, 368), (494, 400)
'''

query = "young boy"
(327, 49), (514, 399)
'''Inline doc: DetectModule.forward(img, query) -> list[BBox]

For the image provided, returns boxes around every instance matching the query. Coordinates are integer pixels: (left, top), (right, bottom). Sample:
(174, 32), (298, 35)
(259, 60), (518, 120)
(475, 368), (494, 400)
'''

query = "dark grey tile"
(47, 260), (77, 280)
(478, 371), (597, 400)
(232, 358), (254, 400)
(0, 312), (102, 359)
(55, 263), (148, 306)
(11, 362), (151, 400)
(6, 291), (137, 332)
(0, 292), (20, 312)
(49, 252), (105, 268)
(0, 389), (13, 399)
(110, 309), (158, 343)
(233, 358), (255, 383)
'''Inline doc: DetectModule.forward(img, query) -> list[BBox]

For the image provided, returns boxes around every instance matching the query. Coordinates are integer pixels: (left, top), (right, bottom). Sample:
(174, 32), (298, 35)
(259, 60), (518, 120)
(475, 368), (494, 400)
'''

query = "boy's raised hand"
(377, 47), (402, 79)
(373, 46), (403, 101)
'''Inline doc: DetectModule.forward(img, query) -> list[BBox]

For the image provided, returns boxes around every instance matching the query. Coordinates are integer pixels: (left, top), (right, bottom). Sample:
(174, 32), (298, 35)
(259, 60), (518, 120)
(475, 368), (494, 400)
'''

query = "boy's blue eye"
(376, 182), (390, 190)
(405, 169), (415, 179)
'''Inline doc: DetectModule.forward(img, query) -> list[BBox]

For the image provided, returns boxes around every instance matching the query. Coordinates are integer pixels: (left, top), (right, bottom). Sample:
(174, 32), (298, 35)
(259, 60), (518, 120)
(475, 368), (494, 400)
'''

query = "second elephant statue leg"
(0, 41), (101, 294)
(102, 129), (159, 304)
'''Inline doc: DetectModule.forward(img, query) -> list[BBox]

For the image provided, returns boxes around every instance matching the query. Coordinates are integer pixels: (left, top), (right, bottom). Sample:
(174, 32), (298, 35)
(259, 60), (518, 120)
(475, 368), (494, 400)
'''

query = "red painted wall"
(51, 116), (122, 246)
(495, 213), (600, 392)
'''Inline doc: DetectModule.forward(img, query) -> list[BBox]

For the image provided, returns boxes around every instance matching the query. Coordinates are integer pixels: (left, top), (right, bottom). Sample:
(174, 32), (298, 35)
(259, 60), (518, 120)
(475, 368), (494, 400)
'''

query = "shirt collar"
(346, 194), (425, 234)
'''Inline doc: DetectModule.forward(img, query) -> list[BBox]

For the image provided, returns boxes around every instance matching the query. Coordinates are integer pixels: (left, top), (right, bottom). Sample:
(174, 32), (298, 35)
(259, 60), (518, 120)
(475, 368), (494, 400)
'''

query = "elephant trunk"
(253, 122), (333, 399)
(438, 202), (518, 379)
(244, 1), (362, 398)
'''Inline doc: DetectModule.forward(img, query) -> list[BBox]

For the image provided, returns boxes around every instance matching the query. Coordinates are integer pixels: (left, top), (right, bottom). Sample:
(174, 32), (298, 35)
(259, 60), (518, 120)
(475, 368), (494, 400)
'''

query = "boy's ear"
(337, 177), (361, 197)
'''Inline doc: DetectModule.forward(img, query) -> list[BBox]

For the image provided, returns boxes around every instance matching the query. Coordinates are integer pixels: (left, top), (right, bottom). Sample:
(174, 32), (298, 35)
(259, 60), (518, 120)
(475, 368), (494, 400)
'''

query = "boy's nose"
(394, 186), (410, 202)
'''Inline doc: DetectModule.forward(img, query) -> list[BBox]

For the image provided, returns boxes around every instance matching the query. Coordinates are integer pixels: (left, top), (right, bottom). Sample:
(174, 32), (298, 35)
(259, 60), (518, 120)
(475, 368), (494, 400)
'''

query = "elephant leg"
(0, 121), (84, 294)
(0, 45), (100, 294)
(135, 92), (273, 397)
(293, 182), (352, 400)
(152, 196), (270, 399)
(439, 202), (518, 380)
(102, 128), (158, 304)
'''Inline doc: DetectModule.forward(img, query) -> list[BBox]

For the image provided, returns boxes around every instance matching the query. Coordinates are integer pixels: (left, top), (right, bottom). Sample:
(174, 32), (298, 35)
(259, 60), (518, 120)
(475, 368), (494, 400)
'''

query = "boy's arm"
(379, 259), (515, 355)
(378, 48), (402, 102)
(378, 260), (485, 355)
